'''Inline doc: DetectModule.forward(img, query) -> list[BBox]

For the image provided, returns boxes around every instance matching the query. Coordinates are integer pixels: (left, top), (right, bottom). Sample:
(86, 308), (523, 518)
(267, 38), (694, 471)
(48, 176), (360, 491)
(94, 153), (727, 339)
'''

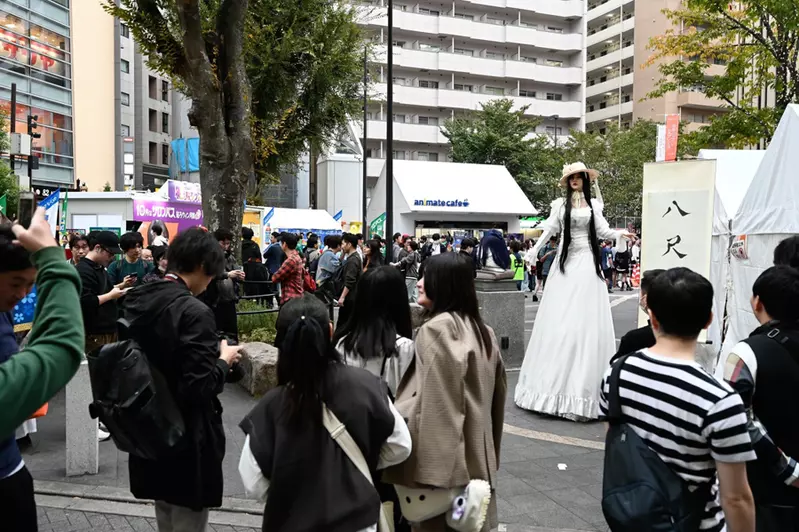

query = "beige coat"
(383, 312), (507, 531)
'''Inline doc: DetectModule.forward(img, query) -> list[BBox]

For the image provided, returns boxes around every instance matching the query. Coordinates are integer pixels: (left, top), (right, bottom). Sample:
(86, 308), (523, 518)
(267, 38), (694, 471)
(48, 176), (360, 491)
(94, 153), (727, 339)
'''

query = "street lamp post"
(362, 47), (368, 236)
(385, 0), (394, 242)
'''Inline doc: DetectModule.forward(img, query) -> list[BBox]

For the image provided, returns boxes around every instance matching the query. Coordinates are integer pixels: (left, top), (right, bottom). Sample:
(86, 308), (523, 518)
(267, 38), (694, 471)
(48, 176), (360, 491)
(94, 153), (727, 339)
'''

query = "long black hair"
(422, 253), (493, 356)
(364, 239), (383, 268)
(559, 172), (603, 280)
(274, 295), (341, 425)
(333, 266), (412, 361)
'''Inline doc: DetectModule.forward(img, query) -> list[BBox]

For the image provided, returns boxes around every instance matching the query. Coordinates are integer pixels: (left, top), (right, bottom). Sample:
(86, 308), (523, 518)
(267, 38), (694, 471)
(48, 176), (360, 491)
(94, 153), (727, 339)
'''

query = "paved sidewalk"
(29, 294), (637, 531)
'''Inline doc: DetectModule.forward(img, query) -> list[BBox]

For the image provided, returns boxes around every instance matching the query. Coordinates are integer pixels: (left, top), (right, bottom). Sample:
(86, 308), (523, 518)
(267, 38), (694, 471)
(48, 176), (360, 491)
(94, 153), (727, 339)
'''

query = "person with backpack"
(107, 231), (154, 286)
(613, 241), (632, 291)
(121, 227), (243, 532)
(393, 239), (421, 302)
(716, 266), (799, 530)
(600, 267), (755, 532)
(270, 233), (305, 306)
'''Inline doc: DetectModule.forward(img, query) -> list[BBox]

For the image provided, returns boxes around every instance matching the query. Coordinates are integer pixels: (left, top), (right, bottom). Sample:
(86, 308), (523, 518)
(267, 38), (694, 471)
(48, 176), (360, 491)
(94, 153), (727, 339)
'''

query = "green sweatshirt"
(0, 246), (84, 439)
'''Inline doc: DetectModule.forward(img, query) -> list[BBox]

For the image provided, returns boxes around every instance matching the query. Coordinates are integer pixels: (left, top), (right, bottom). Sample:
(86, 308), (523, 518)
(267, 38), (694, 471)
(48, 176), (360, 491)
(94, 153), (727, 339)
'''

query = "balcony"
(585, 101), (633, 123)
(375, 46), (582, 85)
(677, 90), (725, 110)
(459, 0), (583, 19)
(373, 83), (583, 119)
(366, 120), (449, 144)
(586, 72), (633, 98)
(587, 0), (634, 21)
(587, 16), (635, 48)
(586, 44), (634, 73)
(364, 7), (582, 52)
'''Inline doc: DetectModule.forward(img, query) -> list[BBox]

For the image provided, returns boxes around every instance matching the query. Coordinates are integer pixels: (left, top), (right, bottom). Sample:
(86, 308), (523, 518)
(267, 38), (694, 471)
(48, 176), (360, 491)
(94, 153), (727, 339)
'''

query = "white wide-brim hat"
(559, 162), (599, 187)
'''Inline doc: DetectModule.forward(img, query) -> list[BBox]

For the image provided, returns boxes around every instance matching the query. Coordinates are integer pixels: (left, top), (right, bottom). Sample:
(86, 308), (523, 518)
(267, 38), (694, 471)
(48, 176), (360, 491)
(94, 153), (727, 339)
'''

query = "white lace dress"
(515, 197), (624, 420)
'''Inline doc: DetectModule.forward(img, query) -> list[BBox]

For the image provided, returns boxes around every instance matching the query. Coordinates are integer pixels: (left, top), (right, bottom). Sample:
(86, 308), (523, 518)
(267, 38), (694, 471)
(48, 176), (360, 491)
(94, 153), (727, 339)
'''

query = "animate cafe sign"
(413, 198), (470, 208)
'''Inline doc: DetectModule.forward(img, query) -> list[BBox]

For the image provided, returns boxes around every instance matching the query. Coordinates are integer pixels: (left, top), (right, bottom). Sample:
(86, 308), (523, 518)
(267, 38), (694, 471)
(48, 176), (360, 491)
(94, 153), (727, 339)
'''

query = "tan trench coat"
(383, 312), (507, 531)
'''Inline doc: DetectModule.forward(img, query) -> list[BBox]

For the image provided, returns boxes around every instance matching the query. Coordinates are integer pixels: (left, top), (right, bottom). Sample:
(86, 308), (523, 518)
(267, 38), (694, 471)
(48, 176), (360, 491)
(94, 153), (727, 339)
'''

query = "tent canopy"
(387, 160), (537, 216)
(266, 207), (341, 233)
(734, 104), (799, 235)
(698, 149), (764, 235)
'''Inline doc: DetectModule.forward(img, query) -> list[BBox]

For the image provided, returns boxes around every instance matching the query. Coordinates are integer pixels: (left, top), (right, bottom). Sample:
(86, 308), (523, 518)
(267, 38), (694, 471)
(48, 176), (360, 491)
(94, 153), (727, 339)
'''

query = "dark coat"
(611, 322), (656, 364)
(123, 278), (229, 510)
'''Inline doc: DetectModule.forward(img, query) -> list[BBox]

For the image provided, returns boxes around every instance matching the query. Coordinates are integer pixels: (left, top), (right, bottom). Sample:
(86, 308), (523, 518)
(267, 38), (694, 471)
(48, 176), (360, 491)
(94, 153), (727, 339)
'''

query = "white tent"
(264, 207), (341, 234)
(697, 149), (765, 349)
(721, 105), (799, 356)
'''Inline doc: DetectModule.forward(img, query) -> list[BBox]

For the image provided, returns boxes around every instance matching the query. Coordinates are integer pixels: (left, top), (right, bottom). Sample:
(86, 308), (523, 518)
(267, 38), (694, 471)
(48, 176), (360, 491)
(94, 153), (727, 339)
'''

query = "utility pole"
(9, 83), (15, 177)
(385, 0), (394, 242)
(362, 46), (368, 235)
(27, 114), (41, 184)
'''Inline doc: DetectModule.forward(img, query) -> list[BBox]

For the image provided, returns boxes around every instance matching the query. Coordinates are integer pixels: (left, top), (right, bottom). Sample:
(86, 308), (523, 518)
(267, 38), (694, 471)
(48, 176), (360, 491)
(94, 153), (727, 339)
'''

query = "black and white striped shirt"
(600, 349), (756, 532)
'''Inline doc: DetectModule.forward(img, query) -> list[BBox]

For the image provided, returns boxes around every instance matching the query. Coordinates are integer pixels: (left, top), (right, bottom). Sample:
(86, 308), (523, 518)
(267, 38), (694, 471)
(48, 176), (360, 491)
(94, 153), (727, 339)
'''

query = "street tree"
(106, 0), (367, 237)
(646, 0), (799, 148)
(441, 99), (563, 214)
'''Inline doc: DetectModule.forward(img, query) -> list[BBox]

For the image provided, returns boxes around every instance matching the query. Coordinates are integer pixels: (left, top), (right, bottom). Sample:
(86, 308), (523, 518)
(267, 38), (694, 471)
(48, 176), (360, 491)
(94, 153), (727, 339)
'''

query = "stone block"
(238, 342), (279, 397)
(476, 283), (526, 368)
(66, 360), (98, 476)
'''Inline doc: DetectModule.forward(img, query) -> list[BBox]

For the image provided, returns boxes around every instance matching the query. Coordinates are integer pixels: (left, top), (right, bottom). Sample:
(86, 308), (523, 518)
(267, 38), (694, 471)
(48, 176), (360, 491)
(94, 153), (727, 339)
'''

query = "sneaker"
(532, 295), (539, 302)
(98, 428), (111, 442)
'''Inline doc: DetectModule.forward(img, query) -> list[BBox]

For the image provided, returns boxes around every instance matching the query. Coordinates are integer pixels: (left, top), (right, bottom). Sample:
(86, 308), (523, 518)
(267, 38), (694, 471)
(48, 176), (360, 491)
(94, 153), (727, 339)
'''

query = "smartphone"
(16, 191), (35, 229)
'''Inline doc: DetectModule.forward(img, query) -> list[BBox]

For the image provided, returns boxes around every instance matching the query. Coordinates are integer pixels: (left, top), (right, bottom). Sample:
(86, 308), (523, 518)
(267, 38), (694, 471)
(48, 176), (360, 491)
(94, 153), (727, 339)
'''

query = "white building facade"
(357, 0), (586, 179)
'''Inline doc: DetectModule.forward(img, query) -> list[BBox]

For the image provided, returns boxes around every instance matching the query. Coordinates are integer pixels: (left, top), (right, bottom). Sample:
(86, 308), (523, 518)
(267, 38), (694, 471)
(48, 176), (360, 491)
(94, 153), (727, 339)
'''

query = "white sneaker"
(97, 428), (111, 442)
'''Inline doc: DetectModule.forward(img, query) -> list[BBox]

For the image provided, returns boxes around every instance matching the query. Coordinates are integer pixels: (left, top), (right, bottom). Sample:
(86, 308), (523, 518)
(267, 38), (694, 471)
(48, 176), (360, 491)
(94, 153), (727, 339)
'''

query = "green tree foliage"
(441, 99), (563, 215)
(646, 0), (799, 148)
(0, 111), (18, 219)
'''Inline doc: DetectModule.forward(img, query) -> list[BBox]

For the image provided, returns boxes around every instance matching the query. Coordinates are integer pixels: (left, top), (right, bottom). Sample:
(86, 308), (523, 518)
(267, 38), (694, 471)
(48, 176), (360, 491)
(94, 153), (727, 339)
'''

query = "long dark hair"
(333, 266), (412, 361)
(422, 253), (493, 356)
(559, 172), (603, 279)
(364, 239), (383, 268)
(274, 295), (341, 425)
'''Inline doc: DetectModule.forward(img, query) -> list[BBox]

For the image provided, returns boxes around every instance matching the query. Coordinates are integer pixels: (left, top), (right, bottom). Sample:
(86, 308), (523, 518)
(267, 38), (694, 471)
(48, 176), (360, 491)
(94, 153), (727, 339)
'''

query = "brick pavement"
(36, 506), (260, 532)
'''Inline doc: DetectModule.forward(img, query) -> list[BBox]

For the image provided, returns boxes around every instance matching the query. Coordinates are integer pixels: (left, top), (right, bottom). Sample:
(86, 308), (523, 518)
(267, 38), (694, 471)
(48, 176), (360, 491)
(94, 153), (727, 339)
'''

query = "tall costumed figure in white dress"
(515, 163), (634, 421)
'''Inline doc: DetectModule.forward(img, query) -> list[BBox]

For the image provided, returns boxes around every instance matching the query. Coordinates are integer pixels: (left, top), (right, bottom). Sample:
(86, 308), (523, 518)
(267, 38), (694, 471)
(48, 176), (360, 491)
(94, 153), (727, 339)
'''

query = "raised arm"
(591, 199), (624, 242)
(531, 199), (563, 258)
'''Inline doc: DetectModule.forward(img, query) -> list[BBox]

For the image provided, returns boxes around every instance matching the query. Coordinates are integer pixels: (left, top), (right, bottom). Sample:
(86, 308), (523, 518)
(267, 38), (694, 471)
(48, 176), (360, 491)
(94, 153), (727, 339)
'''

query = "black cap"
(95, 231), (123, 255)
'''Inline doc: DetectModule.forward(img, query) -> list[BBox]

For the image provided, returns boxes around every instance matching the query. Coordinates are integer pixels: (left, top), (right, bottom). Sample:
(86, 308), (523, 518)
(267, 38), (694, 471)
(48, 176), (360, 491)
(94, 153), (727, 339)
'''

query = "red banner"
(665, 114), (679, 162)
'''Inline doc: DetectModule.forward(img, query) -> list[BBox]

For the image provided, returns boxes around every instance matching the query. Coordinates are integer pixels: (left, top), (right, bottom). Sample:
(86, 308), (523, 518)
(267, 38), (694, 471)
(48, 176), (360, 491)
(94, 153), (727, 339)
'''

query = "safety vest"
(512, 253), (525, 281)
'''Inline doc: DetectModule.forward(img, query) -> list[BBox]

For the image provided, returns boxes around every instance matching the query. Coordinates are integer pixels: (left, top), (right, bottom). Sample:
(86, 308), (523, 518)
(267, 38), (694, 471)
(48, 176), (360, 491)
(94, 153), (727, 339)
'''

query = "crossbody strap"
(607, 355), (629, 424)
(322, 403), (391, 532)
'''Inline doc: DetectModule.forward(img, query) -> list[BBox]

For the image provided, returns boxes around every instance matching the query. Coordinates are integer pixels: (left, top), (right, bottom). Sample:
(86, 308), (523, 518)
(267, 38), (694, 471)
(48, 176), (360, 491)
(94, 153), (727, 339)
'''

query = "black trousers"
(756, 503), (799, 531)
(214, 300), (239, 343)
(0, 466), (37, 532)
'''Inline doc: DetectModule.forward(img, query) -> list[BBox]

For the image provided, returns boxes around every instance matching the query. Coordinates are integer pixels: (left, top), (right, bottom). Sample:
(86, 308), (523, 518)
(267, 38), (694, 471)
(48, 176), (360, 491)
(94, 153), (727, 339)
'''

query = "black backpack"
(86, 319), (186, 461)
(602, 356), (710, 532)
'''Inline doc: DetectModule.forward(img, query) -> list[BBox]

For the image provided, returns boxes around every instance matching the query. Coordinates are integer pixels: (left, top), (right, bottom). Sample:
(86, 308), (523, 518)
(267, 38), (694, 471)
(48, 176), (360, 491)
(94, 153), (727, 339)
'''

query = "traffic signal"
(27, 115), (41, 140)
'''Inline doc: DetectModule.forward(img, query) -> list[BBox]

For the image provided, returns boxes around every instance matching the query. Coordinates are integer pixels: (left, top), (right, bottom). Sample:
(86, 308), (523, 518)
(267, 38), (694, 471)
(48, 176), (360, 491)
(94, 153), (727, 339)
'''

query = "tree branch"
(718, 95), (771, 137)
(174, 0), (218, 102)
(720, 10), (780, 60)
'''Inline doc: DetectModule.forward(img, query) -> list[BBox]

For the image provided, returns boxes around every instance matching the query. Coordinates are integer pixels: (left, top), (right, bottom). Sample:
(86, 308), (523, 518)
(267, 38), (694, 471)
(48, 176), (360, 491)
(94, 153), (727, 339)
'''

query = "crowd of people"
(0, 161), (798, 532)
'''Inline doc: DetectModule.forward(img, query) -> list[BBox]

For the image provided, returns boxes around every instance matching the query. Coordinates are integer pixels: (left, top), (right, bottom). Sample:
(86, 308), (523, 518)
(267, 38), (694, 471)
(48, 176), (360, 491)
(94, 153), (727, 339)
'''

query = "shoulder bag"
(322, 403), (394, 532)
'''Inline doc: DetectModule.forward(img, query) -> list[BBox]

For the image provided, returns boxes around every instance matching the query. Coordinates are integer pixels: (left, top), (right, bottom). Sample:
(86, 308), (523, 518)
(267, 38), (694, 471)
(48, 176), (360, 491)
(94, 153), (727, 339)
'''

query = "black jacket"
(76, 257), (118, 335)
(241, 239), (262, 264)
(240, 364), (395, 532)
(611, 322), (656, 364)
(123, 278), (229, 510)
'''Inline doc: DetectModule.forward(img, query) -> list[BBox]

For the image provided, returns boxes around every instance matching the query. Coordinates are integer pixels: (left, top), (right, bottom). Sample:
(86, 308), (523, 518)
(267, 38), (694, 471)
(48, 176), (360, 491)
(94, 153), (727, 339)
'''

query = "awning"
(387, 160), (537, 216)
(265, 207), (341, 233)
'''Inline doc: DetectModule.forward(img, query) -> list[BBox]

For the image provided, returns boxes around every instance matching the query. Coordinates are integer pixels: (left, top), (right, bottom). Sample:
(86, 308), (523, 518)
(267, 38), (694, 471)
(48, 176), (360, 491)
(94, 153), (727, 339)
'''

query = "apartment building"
(585, 0), (727, 133)
(117, 24), (197, 191)
(357, 0), (585, 179)
(0, 0), (115, 192)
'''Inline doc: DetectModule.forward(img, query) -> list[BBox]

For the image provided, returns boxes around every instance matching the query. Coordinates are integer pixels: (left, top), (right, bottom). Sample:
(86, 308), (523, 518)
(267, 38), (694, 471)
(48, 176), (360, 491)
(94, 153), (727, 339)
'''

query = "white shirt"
(151, 235), (169, 247)
(238, 399), (412, 532)
(337, 336), (415, 397)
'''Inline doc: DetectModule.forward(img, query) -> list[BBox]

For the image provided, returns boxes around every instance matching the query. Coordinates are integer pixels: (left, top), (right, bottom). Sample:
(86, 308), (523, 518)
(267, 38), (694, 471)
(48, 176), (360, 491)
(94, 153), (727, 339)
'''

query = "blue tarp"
(171, 138), (200, 174)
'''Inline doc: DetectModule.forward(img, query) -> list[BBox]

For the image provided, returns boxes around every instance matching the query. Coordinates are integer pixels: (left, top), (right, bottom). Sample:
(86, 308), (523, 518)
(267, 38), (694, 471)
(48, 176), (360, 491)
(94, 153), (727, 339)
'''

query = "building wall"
(72, 0), (115, 192)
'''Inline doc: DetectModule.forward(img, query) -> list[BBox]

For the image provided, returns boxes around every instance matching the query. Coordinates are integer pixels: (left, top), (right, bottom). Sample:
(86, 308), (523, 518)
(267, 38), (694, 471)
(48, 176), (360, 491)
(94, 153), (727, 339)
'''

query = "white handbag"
(322, 403), (394, 532)
(394, 480), (492, 532)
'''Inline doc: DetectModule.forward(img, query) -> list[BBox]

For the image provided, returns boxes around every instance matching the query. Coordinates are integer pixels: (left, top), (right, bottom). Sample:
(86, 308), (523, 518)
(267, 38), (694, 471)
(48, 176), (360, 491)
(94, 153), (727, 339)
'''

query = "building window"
(519, 89), (536, 98)
(545, 126), (563, 136)
(162, 112), (169, 133)
(392, 150), (406, 160)
(453, 84), (473, 92)
(392, 114), (406, 123)
(149, 76), (158, 99)
(394, 3), (407, 11)
(418, 80), (439, 89)
(121, 124), (130, 137)
(392, 40), (407, 48)
(121, 59), (130, 73)
(120, 23), (129, 38)
(521, 56), (537, 63)
(392, 77), (407, 85)
(149, 142), (157, 164)
(484, 51), (503, 60)
(454, 13), (474, 20)
(486, 17), (504, 26)
(545, 59), (564, 67)
(418, 7), (439, 15)
(485, 86), (505, 96)
(418, 43), (440, 52)
(546, 92), (563, 101)
(546, 26), (563, 33)
(417, 152), (439, 162)
(121, 92), (130, 106)
(161, 80), (169, 101)
(454, 48), (474, 56)
(149, 109), (157, 132)
(162, 144), (169, 165)
(417, 116), (438, 126)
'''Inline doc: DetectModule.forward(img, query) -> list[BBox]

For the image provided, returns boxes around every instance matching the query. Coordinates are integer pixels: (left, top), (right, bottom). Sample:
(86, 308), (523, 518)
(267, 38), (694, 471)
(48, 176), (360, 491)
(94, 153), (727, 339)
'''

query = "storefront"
(367, 160), (537, 243)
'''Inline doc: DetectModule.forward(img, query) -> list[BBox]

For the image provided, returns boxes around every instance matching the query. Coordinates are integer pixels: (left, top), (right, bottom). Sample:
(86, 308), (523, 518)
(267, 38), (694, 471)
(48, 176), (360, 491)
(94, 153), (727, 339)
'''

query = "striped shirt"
(600, 349), (756, 532)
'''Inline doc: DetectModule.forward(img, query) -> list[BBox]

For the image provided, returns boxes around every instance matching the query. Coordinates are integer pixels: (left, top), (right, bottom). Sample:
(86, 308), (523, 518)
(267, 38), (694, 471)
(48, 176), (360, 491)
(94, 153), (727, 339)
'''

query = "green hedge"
(236, 299), (277, 344)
